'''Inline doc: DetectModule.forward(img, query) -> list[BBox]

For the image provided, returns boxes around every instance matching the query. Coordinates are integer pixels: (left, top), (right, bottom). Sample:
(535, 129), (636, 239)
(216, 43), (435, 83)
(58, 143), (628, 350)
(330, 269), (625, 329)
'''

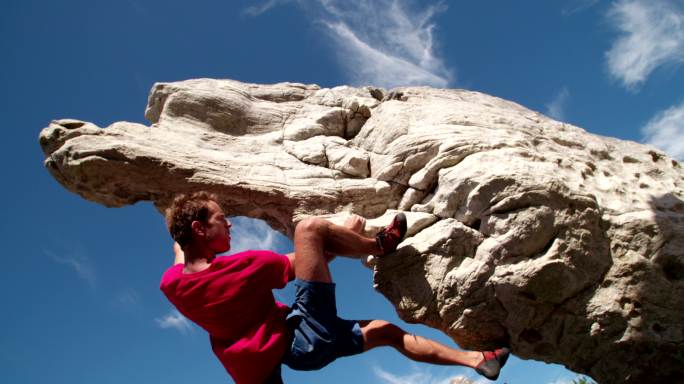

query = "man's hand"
(343, 214), (366, 235)
(173, 242), (185, 265)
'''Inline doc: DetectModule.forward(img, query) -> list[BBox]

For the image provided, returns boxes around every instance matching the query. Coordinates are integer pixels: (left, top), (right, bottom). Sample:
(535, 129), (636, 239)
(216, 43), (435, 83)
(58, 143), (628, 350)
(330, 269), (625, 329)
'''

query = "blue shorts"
(281, 279), (365, 371)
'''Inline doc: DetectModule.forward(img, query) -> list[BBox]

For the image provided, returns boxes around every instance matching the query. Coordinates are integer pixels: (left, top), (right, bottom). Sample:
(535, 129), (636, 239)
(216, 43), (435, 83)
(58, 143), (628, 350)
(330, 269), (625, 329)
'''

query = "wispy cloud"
(243, 0), (293, 16)
(45, 246), (96, 288)
(546, 378), (577, 384)
(449, 377), (484, 384)
(156, 310), (193, 334)
(116, 287), (141, 307)
(373, 364), (484, 384)
(228, 216), (279, 254)
(245, 0), (453, 88)
(641, 100), (684, 160)
(605, 0), (684, 90)
(545, 87), (570, 121)
(547, 375), (596, 384)
(562, 0), (601, 16)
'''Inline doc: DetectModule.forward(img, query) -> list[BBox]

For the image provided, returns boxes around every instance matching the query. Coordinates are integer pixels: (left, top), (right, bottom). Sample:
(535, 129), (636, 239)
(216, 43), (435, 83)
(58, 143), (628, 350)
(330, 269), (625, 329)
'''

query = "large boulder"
(39, 79), (684, 383)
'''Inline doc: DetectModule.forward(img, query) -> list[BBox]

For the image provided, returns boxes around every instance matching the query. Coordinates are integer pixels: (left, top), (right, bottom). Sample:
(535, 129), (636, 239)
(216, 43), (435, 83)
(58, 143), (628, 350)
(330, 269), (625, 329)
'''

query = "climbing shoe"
(375, 212), (407, 255)
(475, 347), (510, 381)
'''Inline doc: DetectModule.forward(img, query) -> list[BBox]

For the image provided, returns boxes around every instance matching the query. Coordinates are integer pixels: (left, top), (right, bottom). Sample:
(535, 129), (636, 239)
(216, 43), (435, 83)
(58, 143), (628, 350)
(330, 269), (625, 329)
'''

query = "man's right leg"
(358, 320), (510, 380)
(359, 320), (482, 367)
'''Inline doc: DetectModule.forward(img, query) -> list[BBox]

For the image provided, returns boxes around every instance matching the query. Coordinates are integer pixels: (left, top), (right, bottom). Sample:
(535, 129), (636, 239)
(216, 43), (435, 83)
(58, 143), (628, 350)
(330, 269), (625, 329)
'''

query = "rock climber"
(160, 191), (510, 383)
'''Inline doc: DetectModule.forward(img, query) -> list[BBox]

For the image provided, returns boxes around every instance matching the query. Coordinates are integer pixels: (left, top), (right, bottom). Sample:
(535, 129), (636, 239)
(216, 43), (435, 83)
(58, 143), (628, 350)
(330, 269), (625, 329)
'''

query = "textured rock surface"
(39, 79), (684, 383)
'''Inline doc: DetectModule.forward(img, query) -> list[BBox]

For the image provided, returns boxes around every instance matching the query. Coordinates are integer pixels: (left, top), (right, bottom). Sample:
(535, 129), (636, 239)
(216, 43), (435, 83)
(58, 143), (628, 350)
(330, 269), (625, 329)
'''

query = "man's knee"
(295, 217), (328, 237)
(361, 320), (404, 349)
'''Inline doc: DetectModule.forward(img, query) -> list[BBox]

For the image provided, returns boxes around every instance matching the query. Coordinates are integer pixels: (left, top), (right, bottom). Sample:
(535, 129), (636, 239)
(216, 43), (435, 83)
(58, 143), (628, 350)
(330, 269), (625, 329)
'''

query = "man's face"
(200, 201), (232, 254)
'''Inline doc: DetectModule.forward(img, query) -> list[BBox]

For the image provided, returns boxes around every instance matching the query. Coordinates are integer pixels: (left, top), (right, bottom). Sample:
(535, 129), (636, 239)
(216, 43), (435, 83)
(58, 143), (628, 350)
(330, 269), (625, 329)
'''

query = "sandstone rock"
(39, 79), (684, 384)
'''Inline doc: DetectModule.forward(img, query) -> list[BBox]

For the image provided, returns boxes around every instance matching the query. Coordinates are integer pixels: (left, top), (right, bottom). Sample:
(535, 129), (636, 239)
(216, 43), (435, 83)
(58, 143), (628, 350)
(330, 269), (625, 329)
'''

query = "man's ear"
(191, 220), (205, 237)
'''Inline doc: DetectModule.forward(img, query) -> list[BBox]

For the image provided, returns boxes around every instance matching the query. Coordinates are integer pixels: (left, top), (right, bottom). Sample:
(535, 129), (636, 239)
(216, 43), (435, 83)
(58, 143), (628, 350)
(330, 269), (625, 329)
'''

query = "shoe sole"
(394, 212), (407, 238)
(475, 347), (510, 381)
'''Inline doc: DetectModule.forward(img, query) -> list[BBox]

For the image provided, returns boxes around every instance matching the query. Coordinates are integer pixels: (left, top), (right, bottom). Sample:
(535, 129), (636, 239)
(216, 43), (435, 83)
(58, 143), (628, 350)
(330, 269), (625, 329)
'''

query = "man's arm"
(173, 242), (185, 265)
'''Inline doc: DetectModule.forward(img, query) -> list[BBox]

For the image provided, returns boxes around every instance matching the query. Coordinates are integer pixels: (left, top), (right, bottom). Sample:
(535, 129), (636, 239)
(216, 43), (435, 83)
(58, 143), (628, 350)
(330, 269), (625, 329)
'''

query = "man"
(160, 191), (509, 383)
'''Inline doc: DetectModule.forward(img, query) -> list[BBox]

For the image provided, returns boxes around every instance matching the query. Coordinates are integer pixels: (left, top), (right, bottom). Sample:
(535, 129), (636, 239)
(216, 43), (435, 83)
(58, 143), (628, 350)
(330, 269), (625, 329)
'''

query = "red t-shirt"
(160, 250), (292, 384)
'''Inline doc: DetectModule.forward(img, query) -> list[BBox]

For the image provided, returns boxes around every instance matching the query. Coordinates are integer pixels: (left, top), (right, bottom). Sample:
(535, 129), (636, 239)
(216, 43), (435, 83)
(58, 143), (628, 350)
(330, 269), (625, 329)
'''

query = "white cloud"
(373, 364), (485, 384)
(243, 0), (293, 16)
(156, 310), (193, 334)
(562, 0), (601, 16)
(547, 375), (596, 384)
(546, 379), (575, 384)
(245, 0), (453, 88)
(606, 0), (684, 89)
(642, 100), (684, 160)
(545, 87), (570, 121)
(116, 288), (141, 307)
(227, 216), (279, 254)
(45, 247), (96, 287)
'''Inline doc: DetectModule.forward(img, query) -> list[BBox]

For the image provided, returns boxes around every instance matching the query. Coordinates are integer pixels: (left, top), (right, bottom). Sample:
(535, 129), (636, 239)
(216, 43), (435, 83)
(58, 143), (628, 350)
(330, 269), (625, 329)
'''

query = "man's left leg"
(291, 216), (383, 282)
(282, 216), (381, 369)
(284, 214), (420, 372)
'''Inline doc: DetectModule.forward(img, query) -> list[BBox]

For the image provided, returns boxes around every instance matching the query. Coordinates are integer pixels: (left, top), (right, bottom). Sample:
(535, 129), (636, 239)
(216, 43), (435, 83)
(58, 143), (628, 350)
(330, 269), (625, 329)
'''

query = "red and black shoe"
(375, 212), (407, 255)
(475, 347), (510, 381)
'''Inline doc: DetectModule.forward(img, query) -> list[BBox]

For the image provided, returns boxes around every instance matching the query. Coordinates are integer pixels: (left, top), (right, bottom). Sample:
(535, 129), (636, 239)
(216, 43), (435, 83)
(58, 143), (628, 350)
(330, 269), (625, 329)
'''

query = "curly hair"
(165, 191), (220, 247)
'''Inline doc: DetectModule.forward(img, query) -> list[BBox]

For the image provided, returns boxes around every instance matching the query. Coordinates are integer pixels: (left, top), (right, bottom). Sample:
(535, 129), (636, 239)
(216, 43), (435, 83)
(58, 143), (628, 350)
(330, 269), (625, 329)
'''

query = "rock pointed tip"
(50, 118), (86, 130)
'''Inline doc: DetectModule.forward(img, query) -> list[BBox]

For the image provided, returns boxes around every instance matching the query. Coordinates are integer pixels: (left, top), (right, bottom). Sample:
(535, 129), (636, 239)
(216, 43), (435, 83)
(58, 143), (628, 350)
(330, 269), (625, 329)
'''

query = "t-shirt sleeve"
(249, 250), (292, 289)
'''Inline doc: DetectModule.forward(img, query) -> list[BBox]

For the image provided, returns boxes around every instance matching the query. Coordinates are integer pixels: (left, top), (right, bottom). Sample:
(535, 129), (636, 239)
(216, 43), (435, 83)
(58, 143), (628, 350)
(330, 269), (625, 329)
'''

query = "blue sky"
(3, 0), (683, 383)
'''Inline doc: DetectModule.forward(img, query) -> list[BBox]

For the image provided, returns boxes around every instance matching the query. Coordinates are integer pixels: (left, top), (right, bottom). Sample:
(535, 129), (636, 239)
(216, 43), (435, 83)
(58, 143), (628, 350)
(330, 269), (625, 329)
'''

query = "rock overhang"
(39, 79), (684, 383)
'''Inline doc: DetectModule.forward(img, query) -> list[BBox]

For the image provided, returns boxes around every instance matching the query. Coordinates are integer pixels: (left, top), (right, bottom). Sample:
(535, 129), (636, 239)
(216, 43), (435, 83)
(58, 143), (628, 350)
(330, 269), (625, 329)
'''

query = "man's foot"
(475, 347), (510, 381)
(375, 213), (407, 255)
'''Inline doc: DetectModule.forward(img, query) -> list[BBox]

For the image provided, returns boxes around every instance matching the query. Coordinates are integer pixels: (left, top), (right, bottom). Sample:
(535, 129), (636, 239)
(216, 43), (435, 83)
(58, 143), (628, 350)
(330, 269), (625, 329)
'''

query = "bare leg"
(293, 217), (381, 283)
(359, 320), (483, 368)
